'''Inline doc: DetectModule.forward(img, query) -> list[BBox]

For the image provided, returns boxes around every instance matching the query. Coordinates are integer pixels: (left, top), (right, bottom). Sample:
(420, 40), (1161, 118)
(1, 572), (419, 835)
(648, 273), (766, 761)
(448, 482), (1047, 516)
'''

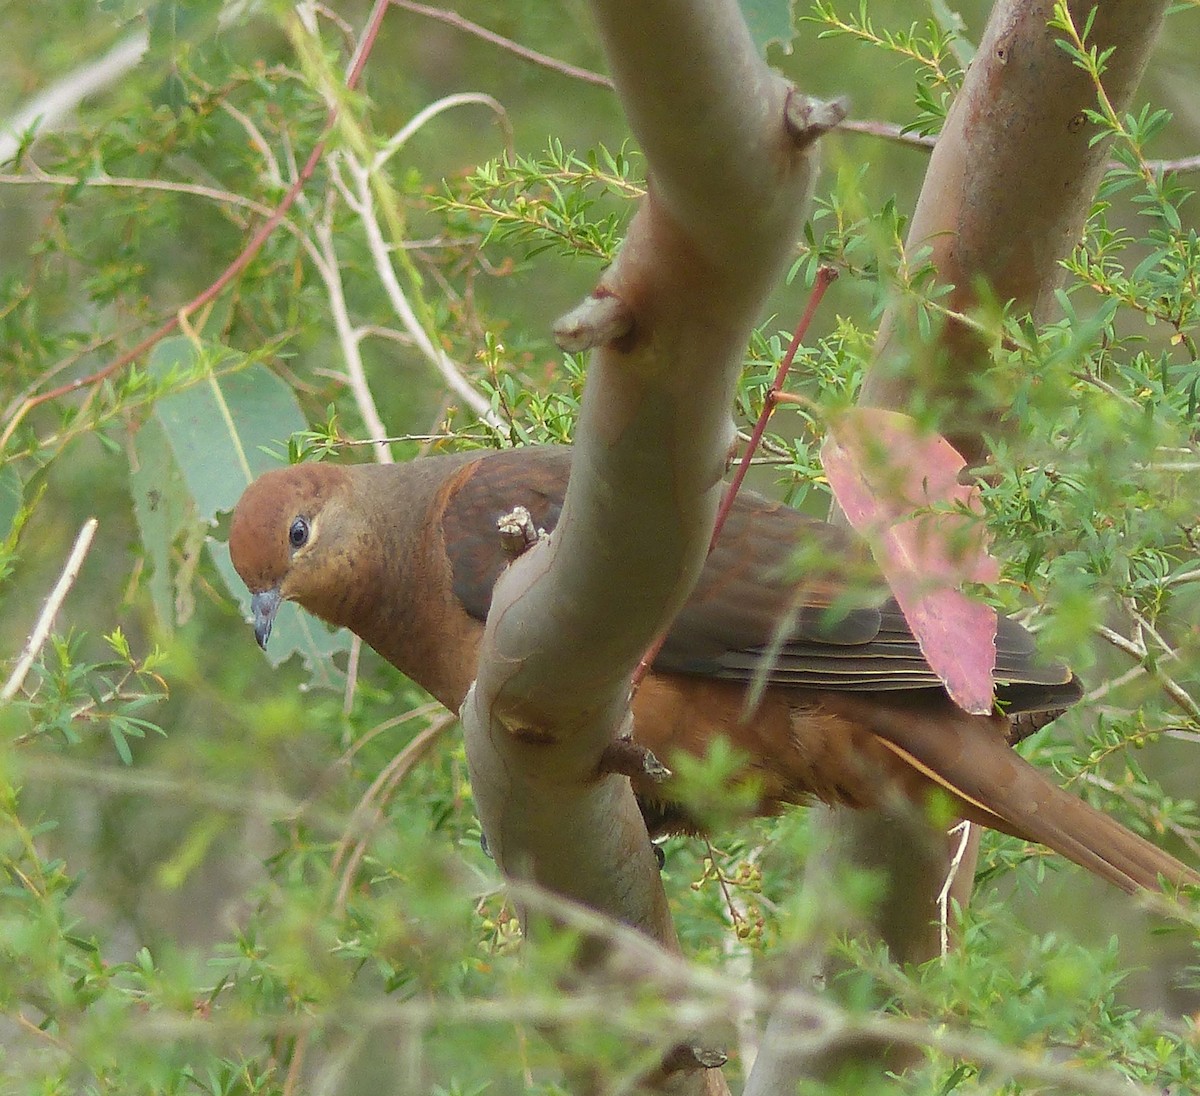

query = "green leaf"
(148, 337), (305, 521)
(129, 418), (201, 629)
(0, 462), (22, 542)
(146, 337), (350, 684)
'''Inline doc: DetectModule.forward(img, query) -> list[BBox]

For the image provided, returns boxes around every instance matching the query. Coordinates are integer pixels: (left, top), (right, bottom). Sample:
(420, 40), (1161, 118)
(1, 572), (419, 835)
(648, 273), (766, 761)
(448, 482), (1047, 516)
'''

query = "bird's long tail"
(840, 697), (1199, 896)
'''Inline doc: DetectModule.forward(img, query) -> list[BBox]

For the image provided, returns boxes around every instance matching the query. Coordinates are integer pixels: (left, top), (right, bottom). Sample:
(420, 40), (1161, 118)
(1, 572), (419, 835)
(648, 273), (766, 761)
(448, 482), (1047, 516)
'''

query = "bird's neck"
(343, 459), (484, 712)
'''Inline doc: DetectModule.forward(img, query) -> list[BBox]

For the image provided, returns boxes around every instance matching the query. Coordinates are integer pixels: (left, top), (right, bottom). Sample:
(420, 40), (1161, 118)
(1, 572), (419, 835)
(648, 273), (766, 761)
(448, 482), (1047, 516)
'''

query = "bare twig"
(332, 150), (504, 430)
(1095, 623), (1200, 721)
(330, 714), (456, 911)
(2, 518), (98, 701)
(372, 91), (512, 170)
(937, 821), (973, 956)
(0, 170), (280, 221)
(1078, 771), (1200, 861)
(389, 0), (614, 89)
(311, 203), (395, 463)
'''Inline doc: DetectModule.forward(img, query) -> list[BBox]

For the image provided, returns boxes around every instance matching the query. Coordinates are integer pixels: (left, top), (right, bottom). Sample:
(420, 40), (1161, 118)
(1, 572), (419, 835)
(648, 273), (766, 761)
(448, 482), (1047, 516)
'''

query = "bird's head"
(229, 462), (363, 648)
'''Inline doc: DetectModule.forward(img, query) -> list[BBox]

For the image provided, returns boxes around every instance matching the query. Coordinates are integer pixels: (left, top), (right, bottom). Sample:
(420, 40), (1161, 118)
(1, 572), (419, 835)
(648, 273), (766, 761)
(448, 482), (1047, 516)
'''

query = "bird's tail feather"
(857, 702), (1199, 897)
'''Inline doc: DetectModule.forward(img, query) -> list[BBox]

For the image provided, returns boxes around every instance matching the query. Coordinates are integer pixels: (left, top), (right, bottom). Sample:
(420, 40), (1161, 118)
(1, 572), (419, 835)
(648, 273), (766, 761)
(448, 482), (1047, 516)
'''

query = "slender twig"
(373, 91), (512, 170)
(389, 0), (614, 89)
(331, 714), (455, 910)
(1078, 771), (1200, 860)
(311, 204), (395, 463)
(343, 635), (362, 715)
(838, 118), (936, 149)
(1083, 663), (1148, 704)
(0, 170), (279, 220)
(713, 266), (838, 547)
(218, 100), (284, 185)
(333, 151), (504, 429)
(938, 821), (973, 956)
(2, 518), (98, 701)
(1095, 623), (1200, 721)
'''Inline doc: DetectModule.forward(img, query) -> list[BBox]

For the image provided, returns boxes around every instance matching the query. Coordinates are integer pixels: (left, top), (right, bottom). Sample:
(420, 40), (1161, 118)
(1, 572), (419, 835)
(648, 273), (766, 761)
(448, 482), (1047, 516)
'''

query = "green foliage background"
(2, 1), (1200, 1092)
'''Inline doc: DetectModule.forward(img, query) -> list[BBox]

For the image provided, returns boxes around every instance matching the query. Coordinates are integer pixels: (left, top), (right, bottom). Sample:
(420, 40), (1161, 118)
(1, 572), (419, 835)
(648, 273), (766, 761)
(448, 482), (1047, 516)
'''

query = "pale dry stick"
(0, 32), (148, 163)
(302, 193), (376, 696)
(937, 821), (973, 957)
(1163, 564), (1200, 589)
(733, 429), (794, 461)
(339, 701), (445, 763)
(333, 151), (504, 430)
(837, 118), (935, 149)
(372, 91), (513, 171)
(313, 1), (358, 45)
(218, 100), (285, 187)
(0, 170), (280, 222)
(343, 635), (362, 715)
(1125, 597), (1190, 672)
(2, 518), (98, 701)
(1072, 370), (1144, 410)
(311, 204), (395, 463)
(1084, 663), (1150, 704)
(14, 1010), (71, 1055)
(287, 700), (446, 825)
(1095, 623), (1200, 722)
(330, 713), (456, 909)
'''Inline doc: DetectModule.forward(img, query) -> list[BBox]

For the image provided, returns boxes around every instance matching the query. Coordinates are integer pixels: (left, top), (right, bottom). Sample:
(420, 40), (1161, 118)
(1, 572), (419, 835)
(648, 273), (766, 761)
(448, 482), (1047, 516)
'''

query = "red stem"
(631, 264), (837, 689)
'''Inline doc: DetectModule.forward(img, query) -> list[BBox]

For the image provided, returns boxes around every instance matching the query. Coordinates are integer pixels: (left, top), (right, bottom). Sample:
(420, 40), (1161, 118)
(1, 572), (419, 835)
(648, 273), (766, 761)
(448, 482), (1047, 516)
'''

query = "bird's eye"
(288, 517), (310, 550)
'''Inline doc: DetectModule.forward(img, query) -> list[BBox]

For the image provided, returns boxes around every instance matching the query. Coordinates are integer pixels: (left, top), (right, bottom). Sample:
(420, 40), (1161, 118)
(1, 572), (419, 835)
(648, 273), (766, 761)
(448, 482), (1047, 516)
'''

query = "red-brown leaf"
(821, 408), (999, 715)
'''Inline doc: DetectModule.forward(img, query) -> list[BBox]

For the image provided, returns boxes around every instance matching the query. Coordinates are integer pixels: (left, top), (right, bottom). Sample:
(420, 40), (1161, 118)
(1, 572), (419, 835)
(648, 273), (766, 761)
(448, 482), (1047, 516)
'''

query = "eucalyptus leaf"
(129, 418), (200, 629)
(146, 337), (350, 682)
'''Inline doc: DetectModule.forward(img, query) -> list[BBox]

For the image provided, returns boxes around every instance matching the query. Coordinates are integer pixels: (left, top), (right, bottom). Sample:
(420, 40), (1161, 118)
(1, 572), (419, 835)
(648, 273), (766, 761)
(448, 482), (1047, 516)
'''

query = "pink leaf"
(821, 408), (999, 715)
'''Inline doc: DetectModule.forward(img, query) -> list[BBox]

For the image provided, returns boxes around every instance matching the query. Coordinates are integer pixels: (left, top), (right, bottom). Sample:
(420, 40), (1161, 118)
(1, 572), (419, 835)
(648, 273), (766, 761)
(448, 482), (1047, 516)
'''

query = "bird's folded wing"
(441, 446), (1079, 712)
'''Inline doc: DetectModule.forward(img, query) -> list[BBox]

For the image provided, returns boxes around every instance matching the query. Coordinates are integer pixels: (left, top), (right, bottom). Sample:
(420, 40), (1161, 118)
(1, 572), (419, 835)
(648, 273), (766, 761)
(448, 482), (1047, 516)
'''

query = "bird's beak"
(251, 588), (282, 650)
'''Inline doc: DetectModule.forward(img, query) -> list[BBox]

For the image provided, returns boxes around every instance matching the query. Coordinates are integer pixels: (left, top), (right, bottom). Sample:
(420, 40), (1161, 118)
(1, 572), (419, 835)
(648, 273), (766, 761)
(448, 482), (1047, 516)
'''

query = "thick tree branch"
(862, 0), (1169, 464)
(461, 1), (831, 1090)
(781, 1), (1170, 1091)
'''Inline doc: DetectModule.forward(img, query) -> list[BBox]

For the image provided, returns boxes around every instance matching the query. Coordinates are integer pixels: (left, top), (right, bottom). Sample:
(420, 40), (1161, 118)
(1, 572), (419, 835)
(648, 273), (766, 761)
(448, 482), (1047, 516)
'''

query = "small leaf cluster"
(808, 0), (966, 134)
(434, 139), (642, 262)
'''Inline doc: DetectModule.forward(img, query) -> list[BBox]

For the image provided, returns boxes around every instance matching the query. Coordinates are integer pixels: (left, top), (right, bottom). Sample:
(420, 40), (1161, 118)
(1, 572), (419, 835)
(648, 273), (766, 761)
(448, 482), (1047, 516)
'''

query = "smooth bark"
(772, 1), (1168, 1090)
(460, 2), (831, 1090)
